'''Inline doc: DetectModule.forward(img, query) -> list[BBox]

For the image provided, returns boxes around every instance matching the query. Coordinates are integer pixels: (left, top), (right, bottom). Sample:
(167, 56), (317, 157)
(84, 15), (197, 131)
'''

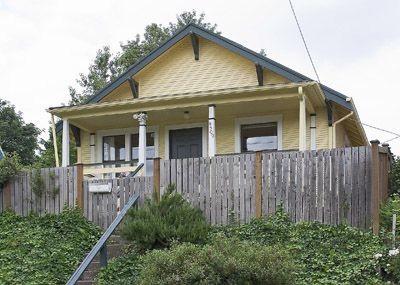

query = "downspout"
(332, 111), (354, 148)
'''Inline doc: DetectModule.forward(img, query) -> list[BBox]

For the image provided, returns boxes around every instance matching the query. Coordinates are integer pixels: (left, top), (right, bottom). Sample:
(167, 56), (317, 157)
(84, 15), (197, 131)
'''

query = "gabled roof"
(85, 23), (352, 110)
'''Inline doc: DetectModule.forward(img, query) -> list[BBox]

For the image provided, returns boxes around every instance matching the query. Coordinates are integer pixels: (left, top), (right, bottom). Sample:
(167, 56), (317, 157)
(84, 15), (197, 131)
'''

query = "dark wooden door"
(169, 128), (202, 159)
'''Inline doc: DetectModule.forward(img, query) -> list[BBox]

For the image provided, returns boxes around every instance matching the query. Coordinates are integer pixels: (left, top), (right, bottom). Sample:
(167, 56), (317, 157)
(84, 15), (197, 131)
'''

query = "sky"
(0, 0), (399, 154)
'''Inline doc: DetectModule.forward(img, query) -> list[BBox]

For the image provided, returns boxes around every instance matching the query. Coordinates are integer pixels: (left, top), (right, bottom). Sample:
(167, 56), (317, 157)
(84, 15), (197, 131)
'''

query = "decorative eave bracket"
(255, 63), (263, 86)
(71, 125), (81, 147)
(128, 78), (139, 98)
(190, 33), (199, 60)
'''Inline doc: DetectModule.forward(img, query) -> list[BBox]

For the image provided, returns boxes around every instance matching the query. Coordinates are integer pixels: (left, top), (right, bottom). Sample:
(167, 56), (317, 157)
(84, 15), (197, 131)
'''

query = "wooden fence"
(0, 143), (391, 233)
(82, 177), (153, 229)
(156, 143), (391, 231)
(0, 166), (79, 216)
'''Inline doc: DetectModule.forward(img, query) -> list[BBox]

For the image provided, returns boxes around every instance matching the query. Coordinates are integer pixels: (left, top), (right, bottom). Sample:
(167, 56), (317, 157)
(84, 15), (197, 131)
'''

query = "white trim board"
(234, 115), (283, 153)
(164, 122), (208, 160)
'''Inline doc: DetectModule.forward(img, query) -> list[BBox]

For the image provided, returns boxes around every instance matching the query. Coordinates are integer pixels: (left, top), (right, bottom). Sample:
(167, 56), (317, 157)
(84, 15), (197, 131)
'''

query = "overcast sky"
(1, 0), (399, 154)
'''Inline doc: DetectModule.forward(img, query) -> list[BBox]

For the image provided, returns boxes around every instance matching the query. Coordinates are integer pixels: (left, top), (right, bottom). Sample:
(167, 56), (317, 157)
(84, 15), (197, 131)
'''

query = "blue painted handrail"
(66, 163), (144, 285)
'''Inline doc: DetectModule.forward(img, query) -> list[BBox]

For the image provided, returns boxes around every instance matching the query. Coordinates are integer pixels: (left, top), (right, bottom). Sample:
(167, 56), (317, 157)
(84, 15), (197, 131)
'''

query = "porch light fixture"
(183, 111), (190, 120)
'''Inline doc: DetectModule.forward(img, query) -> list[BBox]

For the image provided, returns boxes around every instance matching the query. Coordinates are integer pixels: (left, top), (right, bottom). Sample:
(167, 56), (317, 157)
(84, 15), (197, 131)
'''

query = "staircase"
(77, 235), (128, 285)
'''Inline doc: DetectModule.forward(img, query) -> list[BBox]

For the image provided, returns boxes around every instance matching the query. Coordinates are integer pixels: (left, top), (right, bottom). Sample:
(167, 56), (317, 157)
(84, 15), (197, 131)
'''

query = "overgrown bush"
(0, 209), (101, 284)
(380, 194), (400, 234)
(121, 185), (209, 250)
(390, 156), (400, 194)
(97, 252), (141, 285)
(215, 210), (385, 284)
(136, 236), (295, 285)
(0, 152), (21, 187)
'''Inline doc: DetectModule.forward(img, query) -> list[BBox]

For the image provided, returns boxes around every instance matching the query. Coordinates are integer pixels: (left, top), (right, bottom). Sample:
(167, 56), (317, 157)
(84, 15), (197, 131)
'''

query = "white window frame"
(96, 126), (159, 163)
(164, 123), (208, 160)
(234, 115), (283, 153)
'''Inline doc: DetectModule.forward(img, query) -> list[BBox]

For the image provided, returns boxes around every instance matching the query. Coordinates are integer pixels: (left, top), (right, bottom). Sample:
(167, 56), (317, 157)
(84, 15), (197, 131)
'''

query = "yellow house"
(48, 23), (367, 176)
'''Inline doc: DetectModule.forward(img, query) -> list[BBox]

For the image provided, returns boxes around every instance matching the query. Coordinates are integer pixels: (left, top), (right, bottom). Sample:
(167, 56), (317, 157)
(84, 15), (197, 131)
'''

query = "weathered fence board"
(83, 176), (153, 229)
(1, 166), (77, 216)
(0, 145), (391, 232)
(158, 146), (378, 229)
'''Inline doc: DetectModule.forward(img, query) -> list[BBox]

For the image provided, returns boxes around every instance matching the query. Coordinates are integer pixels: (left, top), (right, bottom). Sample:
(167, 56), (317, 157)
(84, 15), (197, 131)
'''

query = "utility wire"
(288, 0), (321, 83)
(288, 1), (399, 144)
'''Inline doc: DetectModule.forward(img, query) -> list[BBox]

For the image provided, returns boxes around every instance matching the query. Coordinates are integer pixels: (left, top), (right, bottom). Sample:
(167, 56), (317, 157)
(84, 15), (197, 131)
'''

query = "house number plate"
(88, 182), (112, 193)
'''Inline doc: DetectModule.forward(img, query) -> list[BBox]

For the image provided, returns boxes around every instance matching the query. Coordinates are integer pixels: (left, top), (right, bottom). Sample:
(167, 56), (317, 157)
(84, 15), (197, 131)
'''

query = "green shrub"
(121, 185), (209, 250)
(0, 153), (21, 187)
(390, 156), (400, 194)
(136, 236), (296, 285)
(215, 210), (385, 284)
(0, 209), (101, 284)
(381, 194), (400, 228)
(97, 252), (141, 285)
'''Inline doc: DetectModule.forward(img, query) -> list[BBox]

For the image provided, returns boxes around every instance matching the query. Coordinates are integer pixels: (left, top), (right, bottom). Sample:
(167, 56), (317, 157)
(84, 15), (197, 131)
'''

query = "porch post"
(62, 119), (70, 167)
(208, 104), (216, 157)
(299, 93), (307, 151)
(133, 112), (147, 175)
(90, 133), (96, 163)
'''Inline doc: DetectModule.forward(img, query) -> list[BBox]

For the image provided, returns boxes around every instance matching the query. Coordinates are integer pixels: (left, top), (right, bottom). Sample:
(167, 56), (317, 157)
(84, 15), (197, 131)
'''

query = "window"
(103, 135), (126, 162)
(241, 122), (278, 152)
(132, 132), (155, 175)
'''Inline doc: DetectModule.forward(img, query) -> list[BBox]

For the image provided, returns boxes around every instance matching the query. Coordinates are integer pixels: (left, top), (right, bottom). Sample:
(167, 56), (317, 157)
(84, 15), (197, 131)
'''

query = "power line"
(287, 1), (399, 144)
(361, 122), (400, 137)
(288, 0), (321, 83)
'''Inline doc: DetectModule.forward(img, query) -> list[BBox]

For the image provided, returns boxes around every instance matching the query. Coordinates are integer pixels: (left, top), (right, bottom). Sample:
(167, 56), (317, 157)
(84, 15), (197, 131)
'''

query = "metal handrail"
(66, 163), (144, 285)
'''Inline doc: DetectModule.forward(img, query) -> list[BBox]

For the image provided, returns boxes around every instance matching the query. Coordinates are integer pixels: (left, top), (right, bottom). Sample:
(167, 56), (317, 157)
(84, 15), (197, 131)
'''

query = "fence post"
(153, 158), (161, 203)
(381, 143), (390, 202)
(255, 151), (262, 218)
(370, 140), (380, 234)
(75, 164), (84, 210)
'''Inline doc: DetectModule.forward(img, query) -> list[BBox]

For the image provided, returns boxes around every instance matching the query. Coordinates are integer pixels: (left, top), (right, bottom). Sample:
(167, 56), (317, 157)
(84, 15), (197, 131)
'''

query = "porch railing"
(66, 163), (144, 285)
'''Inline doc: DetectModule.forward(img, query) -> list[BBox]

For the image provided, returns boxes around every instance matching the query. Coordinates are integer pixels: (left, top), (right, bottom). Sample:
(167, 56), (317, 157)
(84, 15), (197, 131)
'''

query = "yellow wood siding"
(81, 130), (91, 164)
(99, 36), (289, 103)
(315, 108), (329, 149)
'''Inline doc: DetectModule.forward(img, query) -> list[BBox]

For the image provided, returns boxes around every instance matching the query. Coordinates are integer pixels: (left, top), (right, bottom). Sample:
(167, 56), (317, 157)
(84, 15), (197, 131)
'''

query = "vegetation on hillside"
(121, 184), (209, 251)
(98, 204), (392, 285)
(0, 209), (101, 284)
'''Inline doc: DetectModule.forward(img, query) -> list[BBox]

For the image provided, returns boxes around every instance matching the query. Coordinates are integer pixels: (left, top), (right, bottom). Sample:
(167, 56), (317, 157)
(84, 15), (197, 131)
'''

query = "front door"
(169, 128), (203, 159)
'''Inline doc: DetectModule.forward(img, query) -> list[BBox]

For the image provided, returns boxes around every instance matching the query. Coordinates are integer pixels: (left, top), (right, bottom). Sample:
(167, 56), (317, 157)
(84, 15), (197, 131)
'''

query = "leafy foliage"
(136, 236), (295, 285)
(0, 152), (21, 187)
(0, 209), (101, 284)
(121, 185), (209, 251)
(215, 210), (385, 284)
(69, 11), (219, 105)
(97, 252), (141, 285)
(380, 194), (400, 235)
(100, 208), (386, 284)
(36, 129), (76, 168)
(391, 156), (400, 194)
(0, 99), (41, 165)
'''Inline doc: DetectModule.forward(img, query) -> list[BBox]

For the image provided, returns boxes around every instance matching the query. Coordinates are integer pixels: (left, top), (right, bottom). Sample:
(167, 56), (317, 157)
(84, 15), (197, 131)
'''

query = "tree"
(0, 99), (41, 165)
(36, 128), (77, 168)
(69, 10), (219, 105)
(391, 156), (400, 194)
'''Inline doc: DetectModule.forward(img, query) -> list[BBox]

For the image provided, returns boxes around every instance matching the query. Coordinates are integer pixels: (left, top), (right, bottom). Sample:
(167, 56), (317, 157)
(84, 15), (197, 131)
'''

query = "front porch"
(49, 82), (347, 177)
